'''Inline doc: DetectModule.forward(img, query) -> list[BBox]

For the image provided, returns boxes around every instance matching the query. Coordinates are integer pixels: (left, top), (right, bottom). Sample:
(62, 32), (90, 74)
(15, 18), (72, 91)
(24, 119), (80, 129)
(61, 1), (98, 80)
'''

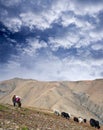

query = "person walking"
(12, 95), (21, 107)
(15, 95), (21, 107)
(12, 95), (16, 107)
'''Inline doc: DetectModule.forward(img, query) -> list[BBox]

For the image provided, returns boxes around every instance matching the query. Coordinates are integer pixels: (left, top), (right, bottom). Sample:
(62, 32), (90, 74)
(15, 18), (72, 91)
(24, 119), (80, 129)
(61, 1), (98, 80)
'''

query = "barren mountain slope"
(0, 78), (103, 124)
(0, 104), (98, 130)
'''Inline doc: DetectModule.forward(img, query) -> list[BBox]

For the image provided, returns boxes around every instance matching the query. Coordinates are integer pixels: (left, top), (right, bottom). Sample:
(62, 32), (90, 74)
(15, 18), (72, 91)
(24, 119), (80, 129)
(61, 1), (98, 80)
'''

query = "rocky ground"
(0, 104), (100, 130)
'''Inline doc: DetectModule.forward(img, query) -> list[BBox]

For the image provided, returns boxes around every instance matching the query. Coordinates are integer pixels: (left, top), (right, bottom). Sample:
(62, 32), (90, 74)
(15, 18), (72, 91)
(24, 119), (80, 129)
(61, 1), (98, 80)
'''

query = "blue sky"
(0, 0), (103, 81)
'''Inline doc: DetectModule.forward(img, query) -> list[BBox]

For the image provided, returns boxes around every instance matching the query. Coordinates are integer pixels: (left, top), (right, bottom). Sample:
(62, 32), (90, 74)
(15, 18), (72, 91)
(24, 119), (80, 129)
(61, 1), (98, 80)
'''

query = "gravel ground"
(0, 104), (99, 130)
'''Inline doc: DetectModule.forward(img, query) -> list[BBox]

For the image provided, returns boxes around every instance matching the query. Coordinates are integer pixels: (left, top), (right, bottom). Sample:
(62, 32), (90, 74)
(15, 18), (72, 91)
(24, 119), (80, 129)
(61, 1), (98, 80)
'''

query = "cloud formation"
(0, 0), (103, 81)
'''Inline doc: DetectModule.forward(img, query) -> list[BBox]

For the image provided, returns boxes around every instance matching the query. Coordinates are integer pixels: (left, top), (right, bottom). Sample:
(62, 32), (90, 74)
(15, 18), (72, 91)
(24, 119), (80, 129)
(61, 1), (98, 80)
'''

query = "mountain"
(0, 78), (103, 124)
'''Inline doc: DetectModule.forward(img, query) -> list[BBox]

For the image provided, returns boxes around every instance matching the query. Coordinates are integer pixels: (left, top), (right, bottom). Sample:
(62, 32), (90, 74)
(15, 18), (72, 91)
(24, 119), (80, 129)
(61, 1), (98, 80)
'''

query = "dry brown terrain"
(0, 78), (103, 125)
(0, 104), (99, 130)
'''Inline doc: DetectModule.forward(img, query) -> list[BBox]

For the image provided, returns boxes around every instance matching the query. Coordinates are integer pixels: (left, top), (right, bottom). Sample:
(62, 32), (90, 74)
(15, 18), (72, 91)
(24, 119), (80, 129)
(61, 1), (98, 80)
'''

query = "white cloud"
(89, 31), (103, 42)
(1, 0), (21, 7)
(20, 12), (52, 30)
(91, 44), (103, 51)
(49, 31), (80, 50)
(18, 1), (64, 30)
(3, 18), (22, 32)
(70, 0), (103, 16)
(1, 0), (103, 33)
(2, 53), (103, 81)
(21, 38), (47, 56)
(19, 3), (63, 30)
(48, 15), (103, 50)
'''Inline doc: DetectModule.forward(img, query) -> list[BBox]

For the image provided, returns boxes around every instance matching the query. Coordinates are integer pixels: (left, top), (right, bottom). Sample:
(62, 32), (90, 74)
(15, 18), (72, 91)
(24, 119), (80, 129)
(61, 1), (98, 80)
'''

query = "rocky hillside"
(0, 104), (98, 130)
(0, 78), (103, 124)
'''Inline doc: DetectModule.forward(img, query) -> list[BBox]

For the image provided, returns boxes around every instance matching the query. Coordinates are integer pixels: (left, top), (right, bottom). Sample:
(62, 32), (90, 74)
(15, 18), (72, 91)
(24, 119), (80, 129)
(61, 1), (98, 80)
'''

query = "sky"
(0, 0), (103, 81)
